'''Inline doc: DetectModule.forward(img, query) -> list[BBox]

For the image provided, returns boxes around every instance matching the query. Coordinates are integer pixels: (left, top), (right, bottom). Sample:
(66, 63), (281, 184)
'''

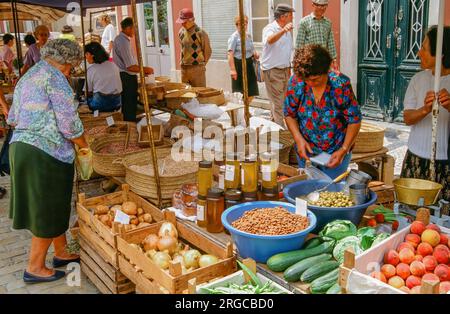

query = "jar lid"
(207, 188), (224, 198)
(262, 187), (279, 195)
(198, 195), (207, 201)
(260, 151), (277, 161)
(244, 154), (257, 162)
(242, 191), (258, 199)
(199, 160), (213, 168)
(225, 189), (242, 201)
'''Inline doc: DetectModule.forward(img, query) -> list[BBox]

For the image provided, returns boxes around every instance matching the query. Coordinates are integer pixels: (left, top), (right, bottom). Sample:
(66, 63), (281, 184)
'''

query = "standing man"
(113, 17), (154, 122)
(296, 0), (338, 69)
(176, 8), (212, 87)
(261, 4), (295, 127)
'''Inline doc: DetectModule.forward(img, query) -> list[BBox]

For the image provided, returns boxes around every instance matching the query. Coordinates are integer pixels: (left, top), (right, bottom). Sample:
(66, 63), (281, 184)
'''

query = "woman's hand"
(327, 149), (346, 169)
(230, 70), (238, 81)
(439, 89), (450, 112)
(296, 139), (313, 161)
(423, 91), (436, 114)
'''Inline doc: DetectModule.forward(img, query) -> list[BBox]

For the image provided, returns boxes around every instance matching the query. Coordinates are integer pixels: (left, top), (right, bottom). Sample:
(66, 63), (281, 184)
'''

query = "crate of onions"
(116, 211), (237, 294)
(76, 184), (165, 267)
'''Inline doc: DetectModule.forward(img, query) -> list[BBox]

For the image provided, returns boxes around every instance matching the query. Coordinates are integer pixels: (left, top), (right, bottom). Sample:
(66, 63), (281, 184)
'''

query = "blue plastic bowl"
(221, 201), (317, 263)
(283, 179), (377, 233)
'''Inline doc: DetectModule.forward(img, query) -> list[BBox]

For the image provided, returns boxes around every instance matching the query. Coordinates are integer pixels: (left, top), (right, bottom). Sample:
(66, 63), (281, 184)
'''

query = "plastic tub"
(283, 180), (377, 232)
(221, 201), (317, 263)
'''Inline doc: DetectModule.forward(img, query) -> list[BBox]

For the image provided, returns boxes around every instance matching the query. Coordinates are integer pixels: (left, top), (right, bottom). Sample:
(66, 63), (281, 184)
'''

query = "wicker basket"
(123, 150), (198, 202)
(84, 122), (139, 144)
(91, 134), (149, 177)
(353, 121), (385, 153)
(165, 90), (197, 110)
(79, 111), (123, 126)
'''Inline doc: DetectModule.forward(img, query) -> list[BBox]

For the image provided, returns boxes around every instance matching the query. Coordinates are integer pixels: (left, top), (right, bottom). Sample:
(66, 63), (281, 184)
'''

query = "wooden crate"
(277, 163), (307, 191)
(369, 181), (395, 208)
(76, 184), (165, 267)
(117, 211), (237, 294)
(79, 236), (135, 294)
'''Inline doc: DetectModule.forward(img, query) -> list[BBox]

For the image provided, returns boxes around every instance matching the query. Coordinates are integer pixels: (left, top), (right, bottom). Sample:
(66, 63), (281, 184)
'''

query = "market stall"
(5, 0), (448, 296)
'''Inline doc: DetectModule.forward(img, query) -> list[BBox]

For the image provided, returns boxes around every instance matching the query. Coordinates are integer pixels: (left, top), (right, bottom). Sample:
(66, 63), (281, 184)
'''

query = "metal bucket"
(349, 183), (369, 205)
(343, 170), (372, 194)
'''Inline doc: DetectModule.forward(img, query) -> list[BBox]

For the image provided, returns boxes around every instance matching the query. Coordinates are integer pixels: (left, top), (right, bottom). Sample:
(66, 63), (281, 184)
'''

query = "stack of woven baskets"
(353, 121), (385, 153)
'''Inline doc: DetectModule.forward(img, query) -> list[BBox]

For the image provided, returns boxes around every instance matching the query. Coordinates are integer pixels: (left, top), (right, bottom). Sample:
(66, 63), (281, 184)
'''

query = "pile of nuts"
(231, 207), (309, 236)
(98, 142), (143, 154)
(308, 191), (354, 208)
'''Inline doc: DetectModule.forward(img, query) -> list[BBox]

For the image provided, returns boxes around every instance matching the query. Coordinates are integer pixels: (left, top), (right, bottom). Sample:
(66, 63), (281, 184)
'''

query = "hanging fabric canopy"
(0, 0), (148, 10)
(0, 3), (65, 22)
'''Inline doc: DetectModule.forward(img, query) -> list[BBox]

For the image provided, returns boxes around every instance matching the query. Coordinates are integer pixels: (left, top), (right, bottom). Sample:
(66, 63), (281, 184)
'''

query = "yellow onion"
(142, 234), (159, 252)
(151, 251), (171, 269)
(157, 231), (178, 254)
(158, 222), (178, 239)
(198, 255), (219, 268)
(183, 249), (201, 269)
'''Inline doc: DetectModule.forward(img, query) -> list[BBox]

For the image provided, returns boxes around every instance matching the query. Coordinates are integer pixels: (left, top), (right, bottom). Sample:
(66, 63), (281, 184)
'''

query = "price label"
(295, 198), (308, 217)
(225, 165), (235, 182)
(261, 165), (272, 182)
(197, 204), (205, 220)
(114, 209), (130, 225)
(241, 169), (245, 185)
(93, 110), (99, 117)
(106, 116), (115, 127)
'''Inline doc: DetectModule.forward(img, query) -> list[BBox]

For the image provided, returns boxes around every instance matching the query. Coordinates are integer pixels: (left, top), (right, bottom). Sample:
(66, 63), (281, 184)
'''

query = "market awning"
(0, 3), (65, 22)
(0, 0), (149, 10)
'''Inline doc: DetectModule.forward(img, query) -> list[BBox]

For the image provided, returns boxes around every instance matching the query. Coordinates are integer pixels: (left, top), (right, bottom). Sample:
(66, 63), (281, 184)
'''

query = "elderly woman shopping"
(8, 39), (89, 283)
(284, 44), (361, 179)
(402, 26), (450, 201)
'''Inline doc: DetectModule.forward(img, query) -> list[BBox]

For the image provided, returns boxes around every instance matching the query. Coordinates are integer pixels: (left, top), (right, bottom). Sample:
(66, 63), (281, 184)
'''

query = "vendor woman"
(402, 26), (450, 201)
(84, 42), (122, 112)
(284, 44), (361, 179)
(8, 39), (89, 283)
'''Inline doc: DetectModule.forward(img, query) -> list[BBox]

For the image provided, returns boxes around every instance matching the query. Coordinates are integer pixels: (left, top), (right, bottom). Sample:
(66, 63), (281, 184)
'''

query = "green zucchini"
(283, 253), (332, 282)
(300, 260), (339, 283)
(302, 237), (322, 249)
(267, 240), (335, 272)
(310, 269), (340, 294)
(326, 283), (342, 294)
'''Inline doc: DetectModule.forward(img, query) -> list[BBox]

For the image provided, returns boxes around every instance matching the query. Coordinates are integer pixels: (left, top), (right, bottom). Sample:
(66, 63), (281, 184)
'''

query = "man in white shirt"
(261, 4), (295, 127)
(100, 14), (116, 56)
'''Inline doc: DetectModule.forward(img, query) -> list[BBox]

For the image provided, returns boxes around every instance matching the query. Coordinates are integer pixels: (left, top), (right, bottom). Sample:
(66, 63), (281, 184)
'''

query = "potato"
(99, 215), (112, 228)
(130, 218), (139, 226)
(143, 213), (152, 223)
(138, 216), (145, 223)
(122, 201), (137, 215)
(95, 205), (109, 215)
(137, 208), (144, 216)
(111, 204), (123, 212)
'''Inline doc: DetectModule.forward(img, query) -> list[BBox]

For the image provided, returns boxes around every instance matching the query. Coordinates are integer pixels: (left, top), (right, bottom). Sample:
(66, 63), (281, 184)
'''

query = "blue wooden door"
(358, 0), (429, 122)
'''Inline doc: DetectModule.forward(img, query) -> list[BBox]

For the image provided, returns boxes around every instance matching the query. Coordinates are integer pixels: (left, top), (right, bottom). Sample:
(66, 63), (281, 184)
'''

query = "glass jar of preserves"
(225, 189), (242, 209)
(225, 152), (240, 190)
(261, 187), (279, 201)
(206, 188), (225, 233)
(181, 183), (198, 217)
(198, 160), (213, 197)
(260, 152), (278, 190)
(241, 154), (258, 193)
(242, 191), (258, 203)
(196, 196), (207, 227)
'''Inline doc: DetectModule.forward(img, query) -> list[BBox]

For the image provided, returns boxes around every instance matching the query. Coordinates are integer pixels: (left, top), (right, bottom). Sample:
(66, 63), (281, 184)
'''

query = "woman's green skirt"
(9, 142), (75, 238)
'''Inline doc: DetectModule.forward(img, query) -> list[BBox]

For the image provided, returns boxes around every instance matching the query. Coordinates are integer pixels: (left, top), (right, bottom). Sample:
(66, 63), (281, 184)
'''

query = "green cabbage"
(356, 227), (377, 251)
(370, 233), (390, 247)
(319, 220), (357, 240)
(333, 236), (363, 264)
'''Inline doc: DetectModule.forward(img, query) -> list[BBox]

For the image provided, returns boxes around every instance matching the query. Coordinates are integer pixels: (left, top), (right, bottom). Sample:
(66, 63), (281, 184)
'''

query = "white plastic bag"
(181, 98), (224, 120)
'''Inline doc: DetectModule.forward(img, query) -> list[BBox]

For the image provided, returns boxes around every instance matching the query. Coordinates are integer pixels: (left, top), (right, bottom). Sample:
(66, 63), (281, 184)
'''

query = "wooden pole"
(238, 0), (250, 129)
(79, 0), (89, 102)
(130, 0), (163, 209)
(430, 0), (445, 181)
(10, 0), (23, 79)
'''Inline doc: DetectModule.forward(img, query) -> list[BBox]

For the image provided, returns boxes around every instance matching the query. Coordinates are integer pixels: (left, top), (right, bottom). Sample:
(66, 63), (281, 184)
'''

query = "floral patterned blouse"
(8, 60), (84, 163)
(283, 71), (362, 155)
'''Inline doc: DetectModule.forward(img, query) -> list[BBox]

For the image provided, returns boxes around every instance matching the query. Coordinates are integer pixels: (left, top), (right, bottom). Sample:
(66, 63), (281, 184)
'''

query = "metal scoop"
(307, 170), (350, 202)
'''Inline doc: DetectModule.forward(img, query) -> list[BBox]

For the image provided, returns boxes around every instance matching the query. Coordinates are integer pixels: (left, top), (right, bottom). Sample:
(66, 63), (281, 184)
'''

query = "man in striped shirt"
(296, 0), (338, 69)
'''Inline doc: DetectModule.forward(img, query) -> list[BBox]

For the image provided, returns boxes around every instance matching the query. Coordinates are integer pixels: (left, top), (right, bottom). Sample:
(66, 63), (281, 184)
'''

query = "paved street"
(0, 121), (410, 294)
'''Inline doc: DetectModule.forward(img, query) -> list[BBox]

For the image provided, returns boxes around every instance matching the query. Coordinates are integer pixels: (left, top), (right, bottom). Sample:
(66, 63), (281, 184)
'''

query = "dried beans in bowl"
(231, 207), (309, 236)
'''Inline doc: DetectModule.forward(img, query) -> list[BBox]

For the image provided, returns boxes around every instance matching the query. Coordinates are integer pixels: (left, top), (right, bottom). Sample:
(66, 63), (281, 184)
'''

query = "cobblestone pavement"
(0, 121), (410, 294)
